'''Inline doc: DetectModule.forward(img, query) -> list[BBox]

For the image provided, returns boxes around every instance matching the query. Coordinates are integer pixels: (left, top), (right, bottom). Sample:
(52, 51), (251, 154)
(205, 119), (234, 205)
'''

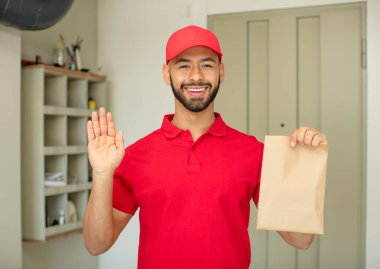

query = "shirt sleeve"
(113, 150), (139, 215)
(252, 138), (264, 207)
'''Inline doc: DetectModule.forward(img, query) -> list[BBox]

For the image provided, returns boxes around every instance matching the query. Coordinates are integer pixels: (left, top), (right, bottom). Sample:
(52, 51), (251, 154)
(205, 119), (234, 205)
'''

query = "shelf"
(23, 228), (83, 243)
(45, 220), (82, 237)
(21, 62), (107, 241)
(45, 183), (92, 196)
(44, 146), (87, 155)
(22, 62), (106, 82)
(44, 106), (93, 117)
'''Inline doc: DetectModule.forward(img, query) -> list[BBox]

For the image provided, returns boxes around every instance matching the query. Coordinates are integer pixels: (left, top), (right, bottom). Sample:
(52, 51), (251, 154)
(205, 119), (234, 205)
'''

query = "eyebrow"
(174, 57), (217, 64)
(200, 57), (217, 63)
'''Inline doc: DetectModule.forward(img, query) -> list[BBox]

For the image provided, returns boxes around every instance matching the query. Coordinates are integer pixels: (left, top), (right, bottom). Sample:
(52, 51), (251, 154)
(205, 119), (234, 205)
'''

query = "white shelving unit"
(21, 64), (107, 241)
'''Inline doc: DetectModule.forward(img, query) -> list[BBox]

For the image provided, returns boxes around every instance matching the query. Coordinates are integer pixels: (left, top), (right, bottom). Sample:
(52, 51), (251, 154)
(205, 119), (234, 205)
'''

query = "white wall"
(0, 25), (22, 269)
(98, 0), (207, 142)
(98, 0), (379, 268)
(97, 1), (207, 268)
(22, 0), (99, 72)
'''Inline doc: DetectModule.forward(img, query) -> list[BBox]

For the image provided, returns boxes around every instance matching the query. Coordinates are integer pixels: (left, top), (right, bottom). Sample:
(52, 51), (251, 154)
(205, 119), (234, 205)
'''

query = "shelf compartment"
(68, 79), (88, 108)
(44, 106), (92, 117)
(45, 182), (92, 197)
(21, 64), (107, 241)
(44, 115), (67, 146)
(68, 154), (88, 184)
(44, 75), (67, 107)
(45, 193), (67, 228)
(68, 116), (87, 145)
(89, 81), (107, 109)
(44, 155), (67, 184)
(44, 146), (87, 156)
(68, 191), (89, 222)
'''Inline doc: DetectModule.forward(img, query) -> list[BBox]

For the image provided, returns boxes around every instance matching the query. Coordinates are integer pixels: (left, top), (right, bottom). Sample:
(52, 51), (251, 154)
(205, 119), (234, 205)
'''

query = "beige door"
(209, 3), (365, 269)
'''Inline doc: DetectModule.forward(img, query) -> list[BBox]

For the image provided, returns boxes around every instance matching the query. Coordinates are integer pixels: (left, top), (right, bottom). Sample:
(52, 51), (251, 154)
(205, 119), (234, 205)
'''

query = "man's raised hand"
(87, 107), (125, 175)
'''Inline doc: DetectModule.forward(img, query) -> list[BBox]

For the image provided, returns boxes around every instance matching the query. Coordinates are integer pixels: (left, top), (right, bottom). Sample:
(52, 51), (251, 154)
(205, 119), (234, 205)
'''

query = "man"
(83, 25), (328, 269)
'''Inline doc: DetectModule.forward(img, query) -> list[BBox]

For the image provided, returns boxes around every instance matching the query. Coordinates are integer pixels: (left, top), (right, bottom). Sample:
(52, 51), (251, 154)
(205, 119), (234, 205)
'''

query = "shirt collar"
(161, 112), (227, 139)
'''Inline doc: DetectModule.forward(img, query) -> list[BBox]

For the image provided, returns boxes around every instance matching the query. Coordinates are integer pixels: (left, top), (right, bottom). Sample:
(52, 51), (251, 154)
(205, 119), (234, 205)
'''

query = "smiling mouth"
(185, 86), (206, 92)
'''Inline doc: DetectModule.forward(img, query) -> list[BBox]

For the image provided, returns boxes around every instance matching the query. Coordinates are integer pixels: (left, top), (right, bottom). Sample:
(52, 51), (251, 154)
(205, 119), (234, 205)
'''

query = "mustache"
(180, 82), (212, 89)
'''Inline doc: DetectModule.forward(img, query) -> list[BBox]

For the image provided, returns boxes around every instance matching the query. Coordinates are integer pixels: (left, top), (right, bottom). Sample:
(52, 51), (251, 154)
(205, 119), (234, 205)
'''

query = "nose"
(189, 65), (204, 82)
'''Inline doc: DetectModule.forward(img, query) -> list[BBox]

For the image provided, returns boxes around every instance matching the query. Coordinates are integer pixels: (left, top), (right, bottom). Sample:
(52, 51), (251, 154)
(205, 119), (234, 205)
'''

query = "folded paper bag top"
(256, 136), (328, 234)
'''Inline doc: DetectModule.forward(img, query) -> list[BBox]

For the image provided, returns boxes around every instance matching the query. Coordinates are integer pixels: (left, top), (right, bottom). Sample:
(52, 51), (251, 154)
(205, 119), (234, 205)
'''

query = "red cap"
(166, 25), (223, 64)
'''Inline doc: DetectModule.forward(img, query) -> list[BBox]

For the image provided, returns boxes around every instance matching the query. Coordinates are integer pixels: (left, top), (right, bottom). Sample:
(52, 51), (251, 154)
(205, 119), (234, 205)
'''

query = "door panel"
(319, 8), (363, 269)
(268, 15), (298, 137)
(247, 20), (269, 269)
(248, 20), (269, 142)
(267, 14), (298, 269)
(212, 18), (248, 132)
(297, 16), (321, 129)
(209, 3), (364, 269)
(297, 16), (320, 269)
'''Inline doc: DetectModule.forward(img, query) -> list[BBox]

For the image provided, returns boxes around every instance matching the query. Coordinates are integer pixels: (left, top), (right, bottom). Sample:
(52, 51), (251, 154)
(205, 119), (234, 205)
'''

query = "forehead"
(172, 46), (219, 63)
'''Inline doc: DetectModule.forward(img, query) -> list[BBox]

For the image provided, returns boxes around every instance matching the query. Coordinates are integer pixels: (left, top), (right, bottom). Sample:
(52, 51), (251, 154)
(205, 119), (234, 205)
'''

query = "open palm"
(87, 107), (125, 174)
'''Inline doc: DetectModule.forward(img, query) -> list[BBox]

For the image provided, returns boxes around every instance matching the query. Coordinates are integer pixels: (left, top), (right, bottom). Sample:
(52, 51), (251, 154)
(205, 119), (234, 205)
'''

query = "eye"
(202, 64), (214, 69)
(179, 64), (190, 69)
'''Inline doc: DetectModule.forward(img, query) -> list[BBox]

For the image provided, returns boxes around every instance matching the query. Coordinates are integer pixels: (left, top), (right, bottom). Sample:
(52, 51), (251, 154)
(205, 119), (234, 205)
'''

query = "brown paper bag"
(256, 136), (328, 234)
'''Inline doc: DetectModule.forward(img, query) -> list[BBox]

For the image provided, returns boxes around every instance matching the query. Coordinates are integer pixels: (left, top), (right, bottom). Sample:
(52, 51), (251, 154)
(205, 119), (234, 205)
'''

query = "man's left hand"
(289, 127), (328, 148)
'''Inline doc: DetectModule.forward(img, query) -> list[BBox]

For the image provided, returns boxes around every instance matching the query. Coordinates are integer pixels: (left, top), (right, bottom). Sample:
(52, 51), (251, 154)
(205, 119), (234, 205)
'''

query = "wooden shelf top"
(22, 61), (106, 82)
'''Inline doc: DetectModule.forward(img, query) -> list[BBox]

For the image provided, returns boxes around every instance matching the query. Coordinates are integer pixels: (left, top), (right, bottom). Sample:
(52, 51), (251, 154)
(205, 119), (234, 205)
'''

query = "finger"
(296, 127), (308, 145)
(92, 111), (101, 137)
(304, 128), (318, 146)
(99, 107), (108, 136)
(107, 112), (116, 137)
(311, 134), (321, 147)
(87, 120), (95, 142)
(289, 130), (298, 147)
(115, 130), (125, 150)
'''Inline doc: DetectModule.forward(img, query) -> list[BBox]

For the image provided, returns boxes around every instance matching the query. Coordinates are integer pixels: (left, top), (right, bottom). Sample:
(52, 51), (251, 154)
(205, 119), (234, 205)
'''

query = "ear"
(162, 64), (171, 86)
(219, 62), (225, 83)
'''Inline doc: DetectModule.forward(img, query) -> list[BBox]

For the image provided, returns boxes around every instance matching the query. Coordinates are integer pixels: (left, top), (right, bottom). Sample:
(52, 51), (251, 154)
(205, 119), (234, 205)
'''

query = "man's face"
(163, 46), (224, 113)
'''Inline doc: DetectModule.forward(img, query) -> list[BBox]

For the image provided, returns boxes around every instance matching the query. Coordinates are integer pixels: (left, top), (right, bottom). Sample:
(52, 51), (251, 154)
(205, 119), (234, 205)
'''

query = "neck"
(171, 101), (216, 141)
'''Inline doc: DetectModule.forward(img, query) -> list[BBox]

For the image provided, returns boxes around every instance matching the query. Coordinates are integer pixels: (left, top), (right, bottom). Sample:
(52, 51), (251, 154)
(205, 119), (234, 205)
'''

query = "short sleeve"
(252, 139), (264, 207)
(113, 150), (138, 215)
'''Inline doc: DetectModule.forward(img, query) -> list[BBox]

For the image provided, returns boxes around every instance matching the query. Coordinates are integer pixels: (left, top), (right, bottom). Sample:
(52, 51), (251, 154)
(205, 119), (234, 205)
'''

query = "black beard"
(170, 76), (220, 113)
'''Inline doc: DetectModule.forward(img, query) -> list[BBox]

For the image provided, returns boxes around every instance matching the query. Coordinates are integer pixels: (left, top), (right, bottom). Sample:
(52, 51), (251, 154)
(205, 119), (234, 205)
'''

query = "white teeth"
(186, 87), (206, 92)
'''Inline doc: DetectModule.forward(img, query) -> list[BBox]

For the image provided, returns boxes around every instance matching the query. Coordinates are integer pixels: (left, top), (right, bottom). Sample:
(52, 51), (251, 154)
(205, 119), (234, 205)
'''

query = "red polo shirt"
(113, 113), (263, 269)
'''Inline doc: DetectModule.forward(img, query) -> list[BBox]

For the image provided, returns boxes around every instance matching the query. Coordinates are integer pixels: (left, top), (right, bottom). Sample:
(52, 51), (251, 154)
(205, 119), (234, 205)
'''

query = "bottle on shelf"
(58, 209), (66, 225)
